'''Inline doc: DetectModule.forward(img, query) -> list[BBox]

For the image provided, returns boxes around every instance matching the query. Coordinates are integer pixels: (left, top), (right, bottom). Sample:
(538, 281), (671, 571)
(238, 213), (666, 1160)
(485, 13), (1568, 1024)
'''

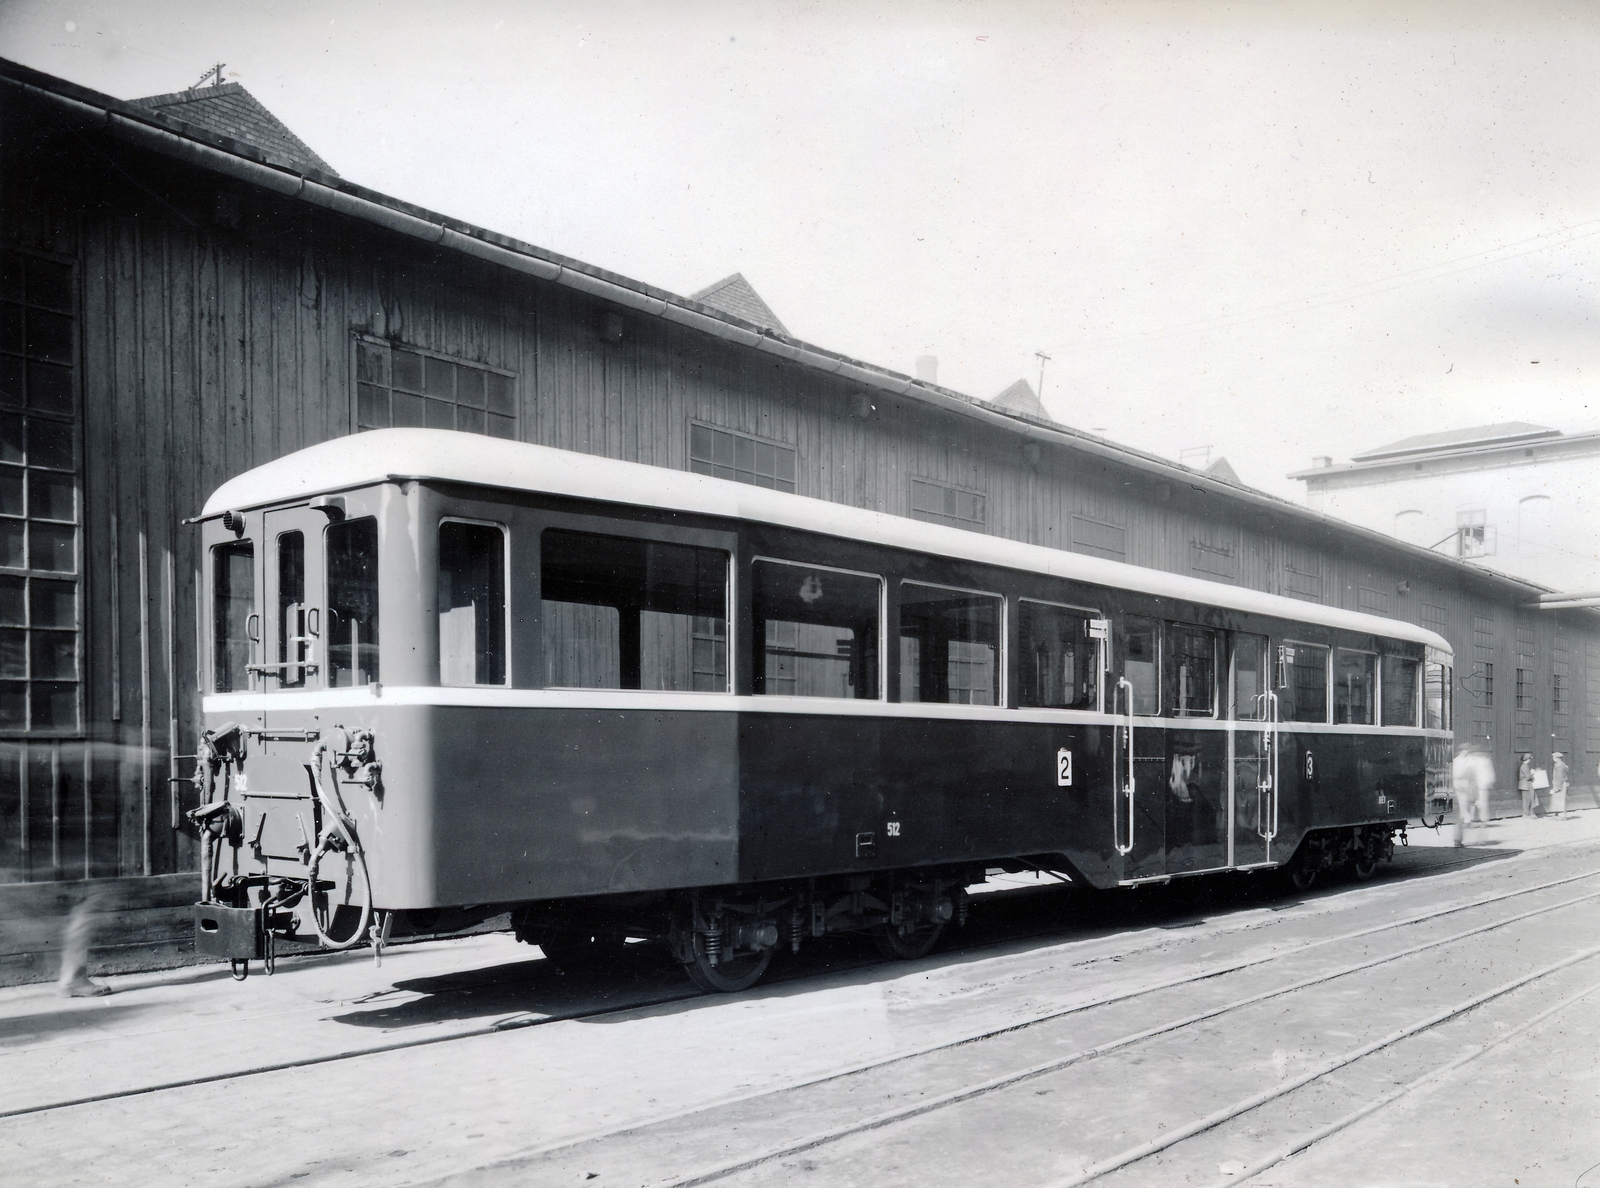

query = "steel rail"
(1044, 942), (1600, 1187)
(415, 877), (1600, 1188)
(1214, 976), (1600, 1186)
(630, 896), (1600, 1188)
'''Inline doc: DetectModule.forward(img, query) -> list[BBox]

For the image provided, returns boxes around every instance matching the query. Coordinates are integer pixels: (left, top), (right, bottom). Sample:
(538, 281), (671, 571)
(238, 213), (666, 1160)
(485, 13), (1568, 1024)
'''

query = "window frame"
(1014, 596), (1105, 713)
(1280, 638), (1331, 724)
(1118, 613), (1162, 718)
(1380, 653), (1421, 728)
(688, 422), (797, 492)
(437, 516), (512, 688)
(1164, 621), (1220, 719)
(1332, 646), (1378, 726)
(751, 555), (885, 702)
(896, 578), (1007, 708)
(352, 334), (516, 438)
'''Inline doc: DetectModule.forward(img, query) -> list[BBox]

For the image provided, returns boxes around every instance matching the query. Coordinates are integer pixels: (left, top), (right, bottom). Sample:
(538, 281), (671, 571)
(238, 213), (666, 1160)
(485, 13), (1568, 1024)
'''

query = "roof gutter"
(9, 71), (1584, 610)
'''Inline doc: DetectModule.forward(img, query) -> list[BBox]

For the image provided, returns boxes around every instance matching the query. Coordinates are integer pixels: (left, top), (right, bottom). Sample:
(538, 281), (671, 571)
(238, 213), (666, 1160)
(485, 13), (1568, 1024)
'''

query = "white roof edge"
(203, 429), (1453, 654)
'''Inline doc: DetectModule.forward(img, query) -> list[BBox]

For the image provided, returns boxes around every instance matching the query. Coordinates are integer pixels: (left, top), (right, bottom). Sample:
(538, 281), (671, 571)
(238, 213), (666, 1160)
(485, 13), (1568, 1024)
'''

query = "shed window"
(1334, 649), (1376, 725)
(438, 521), (506, 686)
(899, 582), (1001, 705)
(752, 560), (879, 699)
(1382, 656), (1419, 727)
(541, 530), (727, 692)
(689, 424), (796, 492)
(327, 518), (379, 687)
(355, 338), (515, 439)
(212, 541), (254, 693)
(1166, 624), (1217, 717)
(1016, 600), (1099, 710)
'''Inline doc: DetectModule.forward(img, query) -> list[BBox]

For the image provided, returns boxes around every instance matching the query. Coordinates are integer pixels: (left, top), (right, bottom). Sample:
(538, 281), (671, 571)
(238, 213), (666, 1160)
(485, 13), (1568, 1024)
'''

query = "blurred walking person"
(1452, 743), (1494, 846)
(1551, 751), (1570, 817)
(57, 892), (110, 998)
(1518, 752), (1537, 817)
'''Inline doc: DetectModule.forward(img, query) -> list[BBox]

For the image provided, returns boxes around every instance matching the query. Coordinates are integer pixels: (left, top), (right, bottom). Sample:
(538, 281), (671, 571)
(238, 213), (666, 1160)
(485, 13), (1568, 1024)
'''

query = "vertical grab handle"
(1258, 691), (1280, 840)
(1114, 677), (1135, 856)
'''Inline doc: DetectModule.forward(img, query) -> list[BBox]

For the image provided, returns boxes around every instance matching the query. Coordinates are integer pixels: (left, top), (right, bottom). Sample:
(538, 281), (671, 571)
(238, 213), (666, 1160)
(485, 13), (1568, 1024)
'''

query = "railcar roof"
(204, 429), (1452, 653)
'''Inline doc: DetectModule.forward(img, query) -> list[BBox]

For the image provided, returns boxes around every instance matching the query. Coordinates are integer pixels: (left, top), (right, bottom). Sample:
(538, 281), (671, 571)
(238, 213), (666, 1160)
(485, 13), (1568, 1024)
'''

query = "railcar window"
(1016, 600), (1098, 710)
(1382, 655), (1420, 727)
(212, 541), (254, 693)
(438, 522), (506, 686)
(899, 583), (1001, 705)
(1333, 649), (1376, 725)
(276, 532), (306, 688)
(1281, 643), (1329, 723)
(1231, 633), (1268, 719)
(327, 518), (380, 687)
(1166, 624), (1217, 717)
(1119, 615), (1159, 715)
(1425, 661), (1452, 730)
(752, 560), (879, 699)
(541, 530), (728, 692)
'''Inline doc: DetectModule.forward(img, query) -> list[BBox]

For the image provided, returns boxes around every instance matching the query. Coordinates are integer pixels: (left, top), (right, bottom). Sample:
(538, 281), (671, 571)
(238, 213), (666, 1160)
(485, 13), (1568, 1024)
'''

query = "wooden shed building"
(2, 58), (1596, 973)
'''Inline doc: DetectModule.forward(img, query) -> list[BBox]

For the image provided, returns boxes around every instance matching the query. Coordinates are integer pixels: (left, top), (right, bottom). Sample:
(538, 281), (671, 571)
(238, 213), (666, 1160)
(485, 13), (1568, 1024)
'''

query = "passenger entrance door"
(1114, 616), (1165, 880)
(1230, 633), (1274, 867)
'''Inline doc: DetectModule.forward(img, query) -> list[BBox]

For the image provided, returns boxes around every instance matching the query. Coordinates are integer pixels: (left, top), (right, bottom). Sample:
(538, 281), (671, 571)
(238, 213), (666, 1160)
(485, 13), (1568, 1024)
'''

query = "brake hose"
(302, 744), (374, 950)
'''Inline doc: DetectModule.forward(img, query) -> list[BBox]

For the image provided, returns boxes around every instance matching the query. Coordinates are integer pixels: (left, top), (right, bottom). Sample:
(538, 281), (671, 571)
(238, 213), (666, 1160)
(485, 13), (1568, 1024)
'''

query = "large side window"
(439, 521), (506, 686)
(1382, 655), (1419, 727)
(752, 560), (879, 699)
(900, 582), (1001, 705)
(213, 541), (255, 693)
(1016, 600), (1099, 710)
(1166, 624), (1217, 717)
(1119, 615), (1160, 715)
(541, 529), (728, 692)
(1281, 642), (1329, 723)
(327, 518), (379, 687)
(1333, 648), (1376, 725)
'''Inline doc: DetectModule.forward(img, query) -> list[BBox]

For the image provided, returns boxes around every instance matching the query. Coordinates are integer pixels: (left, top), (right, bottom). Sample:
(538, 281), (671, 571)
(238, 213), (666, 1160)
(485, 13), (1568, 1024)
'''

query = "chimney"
(1312, 455), (1332, 468)
(915, 355), (938, 384)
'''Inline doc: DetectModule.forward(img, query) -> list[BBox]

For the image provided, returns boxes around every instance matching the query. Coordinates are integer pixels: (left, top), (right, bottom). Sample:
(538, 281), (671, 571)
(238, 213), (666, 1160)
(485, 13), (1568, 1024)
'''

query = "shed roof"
(130, 81), (336, 177)
(1352, 422), (1559, 461)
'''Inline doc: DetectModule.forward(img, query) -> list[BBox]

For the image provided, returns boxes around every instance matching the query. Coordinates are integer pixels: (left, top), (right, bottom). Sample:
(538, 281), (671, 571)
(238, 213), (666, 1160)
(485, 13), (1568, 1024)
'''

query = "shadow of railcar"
(322, 845), (1522, 1032)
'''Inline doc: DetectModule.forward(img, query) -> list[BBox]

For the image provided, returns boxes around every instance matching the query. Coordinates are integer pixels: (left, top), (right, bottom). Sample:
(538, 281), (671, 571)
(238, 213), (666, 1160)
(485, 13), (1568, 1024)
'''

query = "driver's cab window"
(212, 541), (255, 692)
(1230, 633), (1268, 720)
(1118, 615), (1159, 715)
(328, 518), (379, 686)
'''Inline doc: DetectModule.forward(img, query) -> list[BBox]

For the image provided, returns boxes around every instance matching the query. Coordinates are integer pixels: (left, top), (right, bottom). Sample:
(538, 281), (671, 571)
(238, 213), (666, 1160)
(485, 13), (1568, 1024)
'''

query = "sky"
(3, 0), (1599, 500)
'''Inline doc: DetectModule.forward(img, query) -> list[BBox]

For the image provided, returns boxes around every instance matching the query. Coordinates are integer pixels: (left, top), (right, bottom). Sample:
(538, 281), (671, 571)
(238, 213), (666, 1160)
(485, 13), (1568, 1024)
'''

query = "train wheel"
(1286, 849), (1318, 893)
(874, 920), (944, 961)
(682, 931), (771, 993)
(538, 931), (629, 974)
(1351, 850), (1378, 880)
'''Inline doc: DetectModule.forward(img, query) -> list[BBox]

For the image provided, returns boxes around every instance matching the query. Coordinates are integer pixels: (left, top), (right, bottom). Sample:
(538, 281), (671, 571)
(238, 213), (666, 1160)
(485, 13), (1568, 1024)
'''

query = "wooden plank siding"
(3, 86), (1599, 900)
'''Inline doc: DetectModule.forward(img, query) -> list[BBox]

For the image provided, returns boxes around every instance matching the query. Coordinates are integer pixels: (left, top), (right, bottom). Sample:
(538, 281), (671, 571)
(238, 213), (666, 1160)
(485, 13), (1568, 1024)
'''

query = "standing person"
(1451, 744), (1477, 847)
(1518, 752), (1536, 818)
(1551, 751), (1570, 817)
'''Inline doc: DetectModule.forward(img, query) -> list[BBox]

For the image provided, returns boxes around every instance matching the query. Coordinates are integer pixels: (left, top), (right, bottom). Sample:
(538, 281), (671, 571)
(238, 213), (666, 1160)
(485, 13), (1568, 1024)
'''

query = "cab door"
(260, 508), (327, 703)
(1230, 633), (1274, 867)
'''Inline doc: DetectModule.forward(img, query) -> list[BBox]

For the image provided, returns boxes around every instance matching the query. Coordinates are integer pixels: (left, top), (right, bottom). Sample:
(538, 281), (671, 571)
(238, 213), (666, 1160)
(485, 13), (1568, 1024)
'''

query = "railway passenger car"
(188, 429), (1454, 990)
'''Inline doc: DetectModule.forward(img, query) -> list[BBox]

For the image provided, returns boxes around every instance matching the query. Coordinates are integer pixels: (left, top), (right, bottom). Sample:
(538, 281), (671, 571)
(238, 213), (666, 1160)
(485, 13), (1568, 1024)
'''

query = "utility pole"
(190, 63), (225, 90)
(1034, 350), (1052, 401)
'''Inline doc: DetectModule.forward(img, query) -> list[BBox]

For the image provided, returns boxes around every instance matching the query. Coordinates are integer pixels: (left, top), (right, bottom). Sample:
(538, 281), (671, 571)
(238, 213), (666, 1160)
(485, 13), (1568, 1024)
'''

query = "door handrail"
(1114, 677), (1135, 856)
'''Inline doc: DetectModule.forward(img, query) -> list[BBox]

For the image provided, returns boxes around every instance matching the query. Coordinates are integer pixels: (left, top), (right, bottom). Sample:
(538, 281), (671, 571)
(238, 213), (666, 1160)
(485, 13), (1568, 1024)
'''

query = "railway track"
(429, 874), (1600, 1188)
(2, 849), (1595, 1133)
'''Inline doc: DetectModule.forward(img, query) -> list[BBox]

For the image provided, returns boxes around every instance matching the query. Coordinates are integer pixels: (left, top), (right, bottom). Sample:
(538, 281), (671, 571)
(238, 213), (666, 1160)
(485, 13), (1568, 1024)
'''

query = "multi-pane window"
(540, 530), (728, 692)
(899, 583), (1001, 705)
(1457, 508), (1493, 557)
(355, 338), (514, 438)
(0, 250), (78, 732)
(751, 560), (879, 699)
(689, 424), (796, 492)
(910, 478), (986, 530)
